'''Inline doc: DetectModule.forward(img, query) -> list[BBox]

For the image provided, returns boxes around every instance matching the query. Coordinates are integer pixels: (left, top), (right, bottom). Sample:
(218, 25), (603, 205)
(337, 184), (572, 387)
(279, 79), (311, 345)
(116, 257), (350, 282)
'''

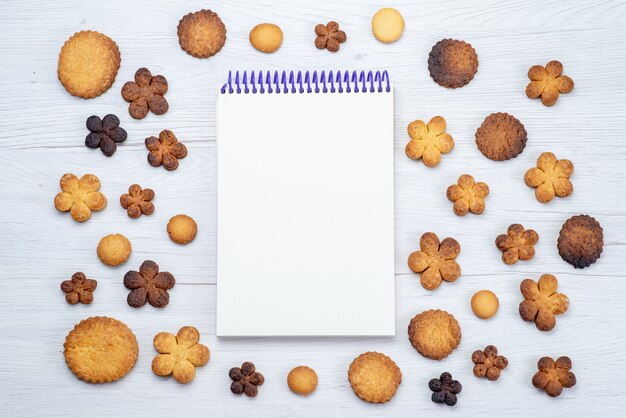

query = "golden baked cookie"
(287, 366), (318, 395)
(405, 116), (454, 167)
(524, 152), (574, 203)
(557, 215), (603, 269)
(167, 214), (198, 244)
(97, 233), (131, 266)
(64, 316), (138, 383)
(58, 31), (121, 99)
(495, 224), (539, 265)
(532, 356), (576, 397)
(526, 60), (574, 106)
(475, 112), (527, 161)
(519, 274), (569, 331)
(428, 39), (478, 88)
(371, 8), (404, 43)
(407, 232), (461, 290)
(250, 23), (283, 53)
(348, 352), (402, 403)
(471, 290), (499, 319)
(446, 174), (489, 216)
(152, 326), (210, 384)
(54, 173), (107, 222)
(177, 9), (226, 58)
(408, 309), (461, 360)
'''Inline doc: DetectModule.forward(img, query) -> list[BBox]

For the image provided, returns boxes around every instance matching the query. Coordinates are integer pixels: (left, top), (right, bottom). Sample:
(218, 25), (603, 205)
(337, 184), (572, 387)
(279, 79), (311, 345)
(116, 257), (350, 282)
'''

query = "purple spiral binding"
(220, 70), (391, 94)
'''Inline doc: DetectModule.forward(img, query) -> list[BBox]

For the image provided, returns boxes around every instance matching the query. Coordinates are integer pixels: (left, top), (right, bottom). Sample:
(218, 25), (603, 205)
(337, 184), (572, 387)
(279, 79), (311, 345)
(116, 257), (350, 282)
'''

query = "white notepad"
(217, 70), (394, 336)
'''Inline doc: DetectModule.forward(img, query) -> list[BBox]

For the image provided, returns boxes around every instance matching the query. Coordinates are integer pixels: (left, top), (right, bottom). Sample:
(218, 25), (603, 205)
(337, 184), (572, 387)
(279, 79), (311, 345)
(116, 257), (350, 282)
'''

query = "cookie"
(495, 224), (539, 265)
(250, 23), (283, 53)
(97, 233), (131, 266)
(524, 152), (574, 203)
(167, 214), (197, 244)
(471, 290), (499, 319)
(428, 39), (478, 88)
(472, 346), (508, 381)
(54, 173), (107, 222)
(287, 366), (318, 396)
(64, 317), (138, 383)
(526, 60), (574, 106)
(371, 8), (404, 43)
(152, 326), (210, 384)
(177, 9), (226, 58)
(348, 352), (402, 403)
(475, 112), (527, 161)
(57, 31), (121, 99)
(557, 215), (603, 269)
(315, 21), (347, 52)
(230, 362), (265, 397)
(61, 272), (97, 305)
(408, 309), (461, 360)
(120, 184), (155, 218)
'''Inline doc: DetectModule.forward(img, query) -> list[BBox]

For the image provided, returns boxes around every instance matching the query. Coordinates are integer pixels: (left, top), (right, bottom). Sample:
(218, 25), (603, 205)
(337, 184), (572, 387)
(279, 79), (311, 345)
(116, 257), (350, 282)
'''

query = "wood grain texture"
(1, 0), (626, 416)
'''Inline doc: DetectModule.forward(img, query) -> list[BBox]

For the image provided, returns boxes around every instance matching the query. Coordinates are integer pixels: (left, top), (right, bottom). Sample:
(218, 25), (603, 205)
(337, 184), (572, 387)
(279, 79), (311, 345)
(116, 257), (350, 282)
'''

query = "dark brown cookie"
(177, 9), (226, 58)
(558, 215), (603, 269)
(428, 39), (478, 88)
(475, 112), (527, 161)
(124, 260), (175, 308)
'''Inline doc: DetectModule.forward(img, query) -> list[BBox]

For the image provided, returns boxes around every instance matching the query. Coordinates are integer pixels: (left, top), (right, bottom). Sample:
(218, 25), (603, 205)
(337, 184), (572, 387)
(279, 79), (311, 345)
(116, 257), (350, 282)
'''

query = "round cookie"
(558, 215), (603, 269)
(58, 31), (121, 99)
(177, 9), (226, 58)
(475, 112), (527, 161)
(371, 8), (404, 43)
(428, 39), (478, 88)
(167, 214), (198, 244)
(287, 366), (318, 396)
(348, 352), (402, 403)
(408, 309), (461, 360)
(64, 316), (138, 383)
(250, 23), (283, 53)
(471, 290), (499, 319)
(97, 233), (131, 266)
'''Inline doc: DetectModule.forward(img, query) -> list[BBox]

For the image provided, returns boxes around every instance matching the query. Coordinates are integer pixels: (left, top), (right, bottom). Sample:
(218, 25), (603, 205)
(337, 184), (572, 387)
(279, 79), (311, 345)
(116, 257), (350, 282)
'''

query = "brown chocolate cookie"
(177, 9), (226, 58)
(408, 309), (461, 360)
(475, 112), (527, 161)
(557, 215), (603, 269)
(428, 39), (478, 88)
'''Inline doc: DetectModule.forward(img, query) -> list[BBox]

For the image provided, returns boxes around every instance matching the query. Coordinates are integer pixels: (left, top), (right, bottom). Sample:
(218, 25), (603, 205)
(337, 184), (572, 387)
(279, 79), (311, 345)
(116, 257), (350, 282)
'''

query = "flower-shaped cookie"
(54, 173), (107, 222)
(446, 174), (489, 216)
(314, 21), (346, 52)
(532, 356), (576, 397)
(124, 260), (175, 308)
(60, 272), (97, 304)
(524, 152), (573, 203)
(230, 362), (265, 397)
(495, 224), (539, 265)
(152, 326), (210, 384)
(405, 116), (454, 167)
(121, 68), (169, 119)
(120, 184), (155, 218)
(408, 232), (461, 290)
(145, 130), (188, 171)
(429, 372), (462, 406)
(472, 345), (508, 381)
(85, 114), (127, 156)
(519, 274), (569, 331)
(526, 60), (574, 106)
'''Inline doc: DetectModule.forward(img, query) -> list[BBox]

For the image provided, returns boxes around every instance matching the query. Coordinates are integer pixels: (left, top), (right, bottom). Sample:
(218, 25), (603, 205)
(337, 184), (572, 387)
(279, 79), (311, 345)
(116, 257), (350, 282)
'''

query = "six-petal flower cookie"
(408, 232), (461, 290)
(124, 260), (176, 308)
(121, 67), (169, 119)
(532, 356), (576, 397)
(405, 116), (455, 167)
(519, 274), (569, 331)
(524, 152), (574, 203)
(152, 326), (210, 384)
(495, 224), (539, 265)
(526, 60), (574, 106)
(60, 272), (97, 304)
(120, 184), (155, 218)
(54, 173), (107, 222)
(145, 129), (188, 171)
(446, 174), (489, 216)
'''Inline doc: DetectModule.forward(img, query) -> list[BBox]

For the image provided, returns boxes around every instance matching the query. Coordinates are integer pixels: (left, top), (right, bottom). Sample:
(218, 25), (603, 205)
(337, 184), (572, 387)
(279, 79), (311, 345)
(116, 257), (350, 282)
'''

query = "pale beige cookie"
(287, 366), (318, 395)
(250, 23), (283, 53)
(471, 290), (499, 319)
(97, 233), (131, 266)
(408, 309), (461, 360)
(152, 326), (210, 384)
(167, 214), (198, 244)
(348, 352), (402, 403)
(371, 8), (404, 43)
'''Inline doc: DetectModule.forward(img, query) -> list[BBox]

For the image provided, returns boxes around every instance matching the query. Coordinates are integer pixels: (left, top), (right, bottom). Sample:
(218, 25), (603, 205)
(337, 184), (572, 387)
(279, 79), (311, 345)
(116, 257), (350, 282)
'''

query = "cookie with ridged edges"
(475, 112), (527, 161)
(408, 309), (461, 360)
(177, 9), (226, 58)
(428, 39), (478, 88)
(558, 215), (603, 269)
(348, 352), (402, 403)
(64, 317), (138, 383)
(57, 31), (121, 99)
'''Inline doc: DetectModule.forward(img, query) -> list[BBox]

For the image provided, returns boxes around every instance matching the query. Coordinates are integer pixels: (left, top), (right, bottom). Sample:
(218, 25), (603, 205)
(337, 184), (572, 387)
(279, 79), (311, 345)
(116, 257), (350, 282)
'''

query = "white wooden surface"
(1, 0), (626, 416)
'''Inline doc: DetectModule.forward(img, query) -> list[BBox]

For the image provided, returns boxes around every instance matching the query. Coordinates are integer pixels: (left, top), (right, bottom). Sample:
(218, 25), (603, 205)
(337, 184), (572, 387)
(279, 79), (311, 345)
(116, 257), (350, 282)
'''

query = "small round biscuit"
(167, 214), (198, 244)
(408, 309), (461, 360)
(558, 215), (603, 269)
(177, 9), (226, 58)
(287, 366), (318, 395)
(250, 23), (283, 53)
(475, 112), (527, 161)
(97, 233), (131, 266)
(64, 316), (138, 383)
(58, 31), (121, 99)
(371, 8), (404, 43)
(348, 352), (402, 403)
(471, 290), (499, 319)
(428, 39), (478, 88)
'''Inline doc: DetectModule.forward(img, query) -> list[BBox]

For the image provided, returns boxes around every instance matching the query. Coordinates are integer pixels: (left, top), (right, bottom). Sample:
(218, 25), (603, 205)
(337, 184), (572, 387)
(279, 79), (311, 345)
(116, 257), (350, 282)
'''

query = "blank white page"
(216, 84), (394, 336)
